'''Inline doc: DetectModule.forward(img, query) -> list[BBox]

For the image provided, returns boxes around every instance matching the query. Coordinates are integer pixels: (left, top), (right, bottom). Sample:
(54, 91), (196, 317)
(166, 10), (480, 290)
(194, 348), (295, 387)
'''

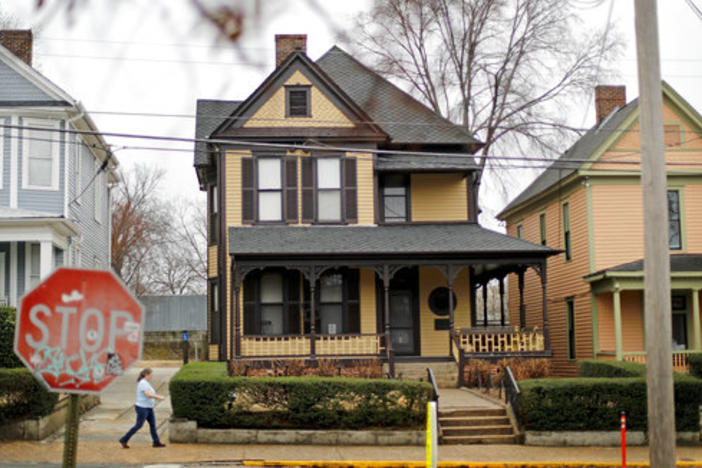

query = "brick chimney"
(0, 30), (33, 66)
(594, 85), (626, 125)
(275, 34), (306, 67)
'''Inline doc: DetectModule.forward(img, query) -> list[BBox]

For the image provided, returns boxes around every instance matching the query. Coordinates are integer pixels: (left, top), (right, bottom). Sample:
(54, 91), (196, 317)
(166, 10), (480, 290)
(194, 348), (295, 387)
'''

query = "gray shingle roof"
(194, 99), (242, 166)
(498, 99), (639, 218)
(229, 224), (556, 257)
(585, 254), (702, 279)
(376, 153), (477, 172)
(316, 46), (480, 146)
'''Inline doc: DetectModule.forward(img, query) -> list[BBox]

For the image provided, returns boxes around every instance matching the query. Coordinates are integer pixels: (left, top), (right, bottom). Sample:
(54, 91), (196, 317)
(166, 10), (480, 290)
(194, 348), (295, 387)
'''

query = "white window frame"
(0, 252), (6, 304)
(22, 118), (61, 191)
(25, 242), (41, 291)
(0, 129), (4, 190)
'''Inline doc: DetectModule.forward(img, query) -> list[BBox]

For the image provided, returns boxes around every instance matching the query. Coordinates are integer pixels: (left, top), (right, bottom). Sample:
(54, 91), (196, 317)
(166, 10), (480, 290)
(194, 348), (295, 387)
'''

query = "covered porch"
(585, 254), (702, 372)
(226, 224), (558, 379)
(0, 209), (78, 306)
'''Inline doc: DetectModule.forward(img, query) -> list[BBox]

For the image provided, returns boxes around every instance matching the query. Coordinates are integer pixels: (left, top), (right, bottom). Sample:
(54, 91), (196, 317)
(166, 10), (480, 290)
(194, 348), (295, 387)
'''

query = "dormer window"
(286, 86), (310, 117)
(22, 119), (60, 190)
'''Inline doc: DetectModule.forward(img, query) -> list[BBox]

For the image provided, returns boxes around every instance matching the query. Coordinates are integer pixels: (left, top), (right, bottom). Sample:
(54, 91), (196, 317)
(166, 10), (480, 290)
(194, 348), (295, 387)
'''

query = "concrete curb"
(524, 430), (700, 446)
(169, 418), (424, 445)
(242, 461), (702, 467)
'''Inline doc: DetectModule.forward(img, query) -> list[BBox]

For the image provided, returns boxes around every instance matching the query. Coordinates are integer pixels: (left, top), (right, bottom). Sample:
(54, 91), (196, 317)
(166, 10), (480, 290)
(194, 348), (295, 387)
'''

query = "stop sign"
(14, 268), (143, 394)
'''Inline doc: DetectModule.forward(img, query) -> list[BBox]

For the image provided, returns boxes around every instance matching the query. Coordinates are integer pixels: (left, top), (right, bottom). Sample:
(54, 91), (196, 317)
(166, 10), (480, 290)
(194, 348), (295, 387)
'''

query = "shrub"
(0, 368), (59, 424)
(578, 359), (646, 378)
(227, 358), (382, 378)
(171, 362), (431, 429)
(518, 374), (702, 432)
(688, 353), (702, 379)
(0, 307), (22, 368)
(464, 358), (551, 386)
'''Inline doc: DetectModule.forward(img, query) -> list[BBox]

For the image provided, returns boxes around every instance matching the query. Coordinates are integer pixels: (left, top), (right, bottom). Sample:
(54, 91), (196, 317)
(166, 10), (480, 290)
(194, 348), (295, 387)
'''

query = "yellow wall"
(243, 70), (354, 128)
(411, 173), (468, 222)
(208, 245), (218, 278)
(506, 186), (592, 376)
(359, 268), (377, 334)
(418, 266), (471, 357)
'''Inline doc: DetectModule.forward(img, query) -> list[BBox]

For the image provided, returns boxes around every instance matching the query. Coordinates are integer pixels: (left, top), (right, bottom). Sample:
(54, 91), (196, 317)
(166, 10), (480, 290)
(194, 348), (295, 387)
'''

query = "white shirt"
(136, 379), (156, 408)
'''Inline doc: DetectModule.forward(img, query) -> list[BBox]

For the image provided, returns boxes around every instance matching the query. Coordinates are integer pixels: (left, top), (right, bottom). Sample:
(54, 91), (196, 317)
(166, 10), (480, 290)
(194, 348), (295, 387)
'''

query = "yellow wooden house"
(194, 35), (556, 384)
(499, 83), (702, 376)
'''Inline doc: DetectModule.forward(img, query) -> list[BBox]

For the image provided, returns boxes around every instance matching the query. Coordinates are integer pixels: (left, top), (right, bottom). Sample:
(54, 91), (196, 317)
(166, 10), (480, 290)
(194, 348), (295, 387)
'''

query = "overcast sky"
(2, 0), (702, 226)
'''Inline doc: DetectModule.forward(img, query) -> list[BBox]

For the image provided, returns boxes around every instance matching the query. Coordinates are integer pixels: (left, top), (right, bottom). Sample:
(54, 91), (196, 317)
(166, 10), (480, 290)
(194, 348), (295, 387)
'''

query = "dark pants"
(119, 405), (161, 445)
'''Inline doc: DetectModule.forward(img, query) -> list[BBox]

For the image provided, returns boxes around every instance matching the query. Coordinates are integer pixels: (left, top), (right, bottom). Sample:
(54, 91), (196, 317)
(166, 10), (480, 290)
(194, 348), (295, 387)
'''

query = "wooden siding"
(410, 173), (468, 222)
(507, 187), (592, 376)
(685, 184), (702, 252)
(243, 70), (354, 128)
(351, 152), (375, 225)
(208, 245), (217, 278)
(597, 293), (615, 352)
(418, 266), (471, 357)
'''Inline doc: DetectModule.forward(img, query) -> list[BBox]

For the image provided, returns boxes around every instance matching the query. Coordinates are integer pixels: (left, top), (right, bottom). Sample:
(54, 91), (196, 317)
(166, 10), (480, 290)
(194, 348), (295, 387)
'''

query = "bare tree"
(352, 0), (622, 187)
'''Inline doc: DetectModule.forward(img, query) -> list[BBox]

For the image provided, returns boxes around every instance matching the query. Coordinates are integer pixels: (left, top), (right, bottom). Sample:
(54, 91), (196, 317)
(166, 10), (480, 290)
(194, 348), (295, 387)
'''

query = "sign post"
(14, 268), (144, 468)
(425, 401), (438, 468)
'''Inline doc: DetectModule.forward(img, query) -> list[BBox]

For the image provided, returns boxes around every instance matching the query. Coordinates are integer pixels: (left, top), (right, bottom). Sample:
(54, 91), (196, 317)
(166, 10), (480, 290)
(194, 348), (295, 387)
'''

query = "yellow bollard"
(426, 401), (437, 468)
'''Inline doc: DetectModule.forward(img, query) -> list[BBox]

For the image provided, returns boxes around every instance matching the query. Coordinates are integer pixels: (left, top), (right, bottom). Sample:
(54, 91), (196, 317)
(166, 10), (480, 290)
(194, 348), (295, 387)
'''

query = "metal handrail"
(502, 366), (522, 431)
(427, 368), (441, 438)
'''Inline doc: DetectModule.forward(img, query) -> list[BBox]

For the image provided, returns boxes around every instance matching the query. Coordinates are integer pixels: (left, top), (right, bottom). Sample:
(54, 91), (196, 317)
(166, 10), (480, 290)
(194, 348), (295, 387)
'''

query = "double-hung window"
(316, 158), (342, 222)
(243, 269), (302, 335)
(257, 158), (283, 222)
(516, 224), (523, 239)
(260, 272), (284, 335)
(539, 213), (547, 246)
(208, 184), (219, 244)
(319, 273), (343, 335)
(23, 119), (60, 190)
(566, 298), (576, 359)
(28, 243), (40, 290)
(381, 174), (409, 223)
(209, 280), (220, 344)
(668, 190), (682, 250)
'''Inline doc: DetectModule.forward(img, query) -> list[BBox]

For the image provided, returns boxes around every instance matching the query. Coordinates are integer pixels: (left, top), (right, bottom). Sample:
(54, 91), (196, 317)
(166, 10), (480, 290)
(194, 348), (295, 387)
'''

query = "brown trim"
(376, 220), (476, 226)
(217, 148), (227, 361)
(373, 170), (379, 225)
(285, 85), (311, 118)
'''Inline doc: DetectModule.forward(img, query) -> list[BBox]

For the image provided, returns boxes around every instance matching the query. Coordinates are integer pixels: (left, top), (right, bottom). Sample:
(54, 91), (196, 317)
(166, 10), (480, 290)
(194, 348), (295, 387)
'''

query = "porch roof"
(375, 153), (477, 172)
(584, 254), (702, 282)
(229, 223), (557, 261)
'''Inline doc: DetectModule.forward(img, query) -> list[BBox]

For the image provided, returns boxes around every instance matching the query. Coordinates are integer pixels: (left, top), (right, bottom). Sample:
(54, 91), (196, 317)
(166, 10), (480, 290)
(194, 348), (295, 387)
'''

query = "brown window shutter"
(343, 269), (360, 334)
(343, 157), (357, 223)
(285, 271), (301, 334)
(241, 157), (255, 223)
(301, 157), (315, 223)
(284, 157), (298, 223)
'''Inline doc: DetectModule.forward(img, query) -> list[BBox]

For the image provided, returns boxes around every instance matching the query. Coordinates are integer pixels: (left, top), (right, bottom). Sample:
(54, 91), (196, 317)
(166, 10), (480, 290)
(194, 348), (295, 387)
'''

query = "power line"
(35, 52), (267, 67)
(684, 0), (702, 21)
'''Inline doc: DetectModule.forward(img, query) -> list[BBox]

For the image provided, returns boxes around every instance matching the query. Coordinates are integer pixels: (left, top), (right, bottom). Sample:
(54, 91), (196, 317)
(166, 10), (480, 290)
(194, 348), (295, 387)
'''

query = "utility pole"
(633, 2), (676, 467)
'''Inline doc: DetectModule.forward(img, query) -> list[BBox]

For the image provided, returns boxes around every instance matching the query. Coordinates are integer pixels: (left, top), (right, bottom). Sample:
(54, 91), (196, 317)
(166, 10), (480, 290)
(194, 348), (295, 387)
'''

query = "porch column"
(613, 286), (623, 361)
(232, 264), (242, 359)
(482, 282), (488, 327)
(499, 277), (505, 327)
(692, 287), (701, 351)
(518, 269), (526, 328)
(310, 278), (317, 359)
(9, 242), (17, 307)
(39, 241), (52, 280)
(538, 262), (551, 351)
(381, 266), (395, 379)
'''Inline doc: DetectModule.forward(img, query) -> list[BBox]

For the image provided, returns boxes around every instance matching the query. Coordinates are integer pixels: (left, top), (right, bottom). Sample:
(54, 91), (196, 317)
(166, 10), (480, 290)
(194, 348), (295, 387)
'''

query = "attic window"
(286, 86), (310, 117)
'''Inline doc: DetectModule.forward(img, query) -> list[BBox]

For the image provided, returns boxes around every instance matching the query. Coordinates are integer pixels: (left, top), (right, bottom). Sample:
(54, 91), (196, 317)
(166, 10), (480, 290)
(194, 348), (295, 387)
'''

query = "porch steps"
(388, 361), (458, 388)
(439, 407), (518, 444)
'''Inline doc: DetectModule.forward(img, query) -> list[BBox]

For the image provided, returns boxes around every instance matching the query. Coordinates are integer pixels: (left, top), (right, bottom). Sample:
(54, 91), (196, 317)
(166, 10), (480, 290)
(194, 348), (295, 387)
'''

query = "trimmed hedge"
(518, 374), (702, 432)
(170, 362), (432, 429)
(0, 307), (22, 368)
(0, 368), (58, 424)
(578, 359), (646, 378)
(688, 353), (702, 379)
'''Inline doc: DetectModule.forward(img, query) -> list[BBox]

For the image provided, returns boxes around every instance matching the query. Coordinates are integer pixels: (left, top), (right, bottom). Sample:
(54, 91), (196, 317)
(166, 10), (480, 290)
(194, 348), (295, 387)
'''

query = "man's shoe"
(119, 441), (129, 449)
(153, 442), (166, 448)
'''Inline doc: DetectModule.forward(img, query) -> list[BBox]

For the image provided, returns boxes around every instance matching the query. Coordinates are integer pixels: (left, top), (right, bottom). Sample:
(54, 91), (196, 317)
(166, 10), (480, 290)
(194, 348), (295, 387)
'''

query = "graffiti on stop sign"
(25, 302), (140, 387)
(15, 268), (144, 394)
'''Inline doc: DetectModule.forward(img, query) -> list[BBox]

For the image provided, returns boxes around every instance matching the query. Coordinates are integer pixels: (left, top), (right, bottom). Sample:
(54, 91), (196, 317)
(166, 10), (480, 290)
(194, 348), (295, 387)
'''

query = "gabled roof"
(498, 99), (638, 218)
(316, 46), (481, 148)
(210, 51), (386, 144)
(498, 81), (702, 219)
(194, 99), (242, 166)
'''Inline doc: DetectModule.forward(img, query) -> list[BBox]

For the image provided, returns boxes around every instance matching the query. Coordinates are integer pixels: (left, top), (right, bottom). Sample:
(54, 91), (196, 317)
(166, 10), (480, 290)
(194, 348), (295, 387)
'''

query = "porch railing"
(458, 327), (545, 354)
(240, 333), (382, 358)
(623, 351), (695, 372)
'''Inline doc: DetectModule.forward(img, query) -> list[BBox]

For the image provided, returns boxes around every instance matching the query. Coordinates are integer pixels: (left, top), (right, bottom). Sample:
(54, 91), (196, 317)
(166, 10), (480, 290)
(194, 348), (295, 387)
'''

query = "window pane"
(28, 130), (52, 159)
(30, 244), (40, 274)
(260, 273), (283, 303)
(317, 190), (341, 221)
(28, 158), (52, 187)
(320, 304), (343, 335)
(672, 314), (688, 350)
(258, 191), (282, 221)
(320, 274), (343, 302)
(317, 159), (340, 189)
(668, 191), (681, 249)
(384, 196), (406, 221)
(257, 159), (281, 189)
(261, 305), (284, 335)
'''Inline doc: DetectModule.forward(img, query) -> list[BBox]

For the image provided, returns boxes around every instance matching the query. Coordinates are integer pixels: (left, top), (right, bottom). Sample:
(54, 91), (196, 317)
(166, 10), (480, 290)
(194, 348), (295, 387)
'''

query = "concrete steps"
(387, 361), (458, 388)
(439, 407), (517, 445)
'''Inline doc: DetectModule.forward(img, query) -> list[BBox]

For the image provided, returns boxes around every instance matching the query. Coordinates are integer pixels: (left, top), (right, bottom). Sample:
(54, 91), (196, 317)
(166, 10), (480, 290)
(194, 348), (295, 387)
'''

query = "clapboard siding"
(411, 173), (467, 222)
(685, 183), (702, 252)
(0, 119), (9, 206)
(0, 62), (54, 101)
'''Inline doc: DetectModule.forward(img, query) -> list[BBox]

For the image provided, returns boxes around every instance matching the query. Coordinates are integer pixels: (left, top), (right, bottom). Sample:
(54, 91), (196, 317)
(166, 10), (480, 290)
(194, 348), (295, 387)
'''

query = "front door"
(390, 291), (416, 355)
